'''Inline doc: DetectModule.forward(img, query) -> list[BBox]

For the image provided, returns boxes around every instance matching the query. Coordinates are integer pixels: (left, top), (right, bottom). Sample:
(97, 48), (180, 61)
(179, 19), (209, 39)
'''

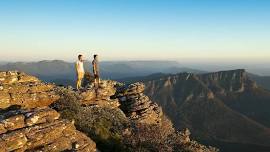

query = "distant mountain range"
(1, 60), (269, 89)
(121, 69), (270, 152)
(0, 62), (8, 65)
(0, 60), (205, 86)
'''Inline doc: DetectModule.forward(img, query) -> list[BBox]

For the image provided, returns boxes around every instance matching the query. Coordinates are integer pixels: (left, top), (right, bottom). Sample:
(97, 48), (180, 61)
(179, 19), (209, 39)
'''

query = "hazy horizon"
(1, 59), (269, 76)
(0, 0), (270, 63)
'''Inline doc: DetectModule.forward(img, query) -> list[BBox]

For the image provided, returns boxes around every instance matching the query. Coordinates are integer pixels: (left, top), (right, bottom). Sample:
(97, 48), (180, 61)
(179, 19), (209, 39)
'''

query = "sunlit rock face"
(0, 71), (97, 152)
(0, 71), (59, 109)
(79, 80), (163, 125)
(116, 82), (163, 125)
(79, 80), (120, 108)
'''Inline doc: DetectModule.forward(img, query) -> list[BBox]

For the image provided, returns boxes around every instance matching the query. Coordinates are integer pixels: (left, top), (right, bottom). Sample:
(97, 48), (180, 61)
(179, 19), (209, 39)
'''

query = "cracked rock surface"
(0, 71), (96, 152)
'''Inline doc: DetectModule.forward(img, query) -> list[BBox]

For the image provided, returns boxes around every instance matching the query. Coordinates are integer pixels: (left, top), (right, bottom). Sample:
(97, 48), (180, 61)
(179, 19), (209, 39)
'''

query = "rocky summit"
(0, 71), (96, 152)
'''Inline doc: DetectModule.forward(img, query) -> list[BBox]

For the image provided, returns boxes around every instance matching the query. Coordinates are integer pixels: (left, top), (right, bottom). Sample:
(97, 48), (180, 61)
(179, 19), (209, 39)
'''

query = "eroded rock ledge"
(0, 71), (59, 109)
(77, 80), (163, 125)
(116, 82), (163, 124)
(0, 71), (96, 152)
(79, 80), (120, 108)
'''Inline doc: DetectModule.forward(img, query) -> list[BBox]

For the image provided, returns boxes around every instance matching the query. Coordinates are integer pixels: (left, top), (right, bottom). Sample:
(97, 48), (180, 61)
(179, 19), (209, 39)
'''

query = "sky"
(0, 0), (270, 63)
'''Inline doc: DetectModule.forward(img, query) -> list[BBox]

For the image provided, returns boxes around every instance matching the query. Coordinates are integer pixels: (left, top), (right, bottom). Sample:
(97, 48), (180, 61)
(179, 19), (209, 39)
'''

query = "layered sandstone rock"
(0, 71), (97, 152)
(79, 80), (163, 124)
(117, 82), (163, 124)
(0, 108), (96, 152)
(79, 80), (120, 108)
(0, 71), (59, 109)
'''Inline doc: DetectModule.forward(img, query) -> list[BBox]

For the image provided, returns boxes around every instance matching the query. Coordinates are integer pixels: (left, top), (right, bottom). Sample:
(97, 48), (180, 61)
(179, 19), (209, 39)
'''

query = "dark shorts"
(94, 74), (100, 78)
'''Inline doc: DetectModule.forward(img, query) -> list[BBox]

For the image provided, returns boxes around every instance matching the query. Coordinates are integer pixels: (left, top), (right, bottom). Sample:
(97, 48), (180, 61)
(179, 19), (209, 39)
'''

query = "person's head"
(78, 54), (83, 61)
(94, 54), (98, 60)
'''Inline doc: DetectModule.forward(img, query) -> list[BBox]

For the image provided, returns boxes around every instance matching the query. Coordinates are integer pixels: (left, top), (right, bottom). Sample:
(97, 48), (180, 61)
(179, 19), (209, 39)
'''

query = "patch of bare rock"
(0, 71), (96, 152)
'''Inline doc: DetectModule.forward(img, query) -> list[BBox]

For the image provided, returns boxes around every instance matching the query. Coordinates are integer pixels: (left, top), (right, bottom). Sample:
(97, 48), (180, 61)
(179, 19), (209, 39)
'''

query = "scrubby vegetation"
(51, 87), (129, 151)
(122, 118), (218, 152)
(51, 87), (218, 152)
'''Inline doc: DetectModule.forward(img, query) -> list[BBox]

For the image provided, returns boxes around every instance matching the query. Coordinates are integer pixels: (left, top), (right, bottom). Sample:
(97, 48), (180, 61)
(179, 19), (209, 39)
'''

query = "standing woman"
(92, 54), (100, 88)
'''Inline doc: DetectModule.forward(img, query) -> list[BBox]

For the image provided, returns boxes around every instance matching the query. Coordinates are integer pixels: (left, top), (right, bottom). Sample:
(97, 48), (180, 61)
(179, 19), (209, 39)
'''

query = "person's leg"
(78, 78), (82, 89)
(76, 74), (80, 90)
(94, 78), (98, 88)
(80, 72), (85, 88)
(94, 74), (100, 88)
(93, 74), (98, 97)
(97, 75), (100, 85)
(77, 72), (84, 89)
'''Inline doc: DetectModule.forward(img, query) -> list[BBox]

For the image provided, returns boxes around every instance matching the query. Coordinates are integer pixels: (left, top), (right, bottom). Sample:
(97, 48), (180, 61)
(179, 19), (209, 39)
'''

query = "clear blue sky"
(0, 0), (270, 62)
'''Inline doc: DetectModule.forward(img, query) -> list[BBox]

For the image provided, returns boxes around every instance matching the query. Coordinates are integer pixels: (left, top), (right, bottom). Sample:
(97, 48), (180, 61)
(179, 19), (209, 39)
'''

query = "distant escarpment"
(138, 69), (270, 151)
(199, 69), (257, 94)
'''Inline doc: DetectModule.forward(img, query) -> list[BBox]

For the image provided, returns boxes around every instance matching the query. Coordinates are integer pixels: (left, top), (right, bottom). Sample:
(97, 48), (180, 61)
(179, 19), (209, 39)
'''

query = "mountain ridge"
(123, 69), (270, 152)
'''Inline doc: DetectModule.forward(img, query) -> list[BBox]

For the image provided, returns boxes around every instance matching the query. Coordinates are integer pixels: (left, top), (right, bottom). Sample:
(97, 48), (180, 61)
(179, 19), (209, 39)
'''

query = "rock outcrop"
(78, 80), (163, 125)
(116, 82), (163, 124)
(0, 71), (59, 109)
(0, 71), (96, 152)
(80, 80), (120, 108)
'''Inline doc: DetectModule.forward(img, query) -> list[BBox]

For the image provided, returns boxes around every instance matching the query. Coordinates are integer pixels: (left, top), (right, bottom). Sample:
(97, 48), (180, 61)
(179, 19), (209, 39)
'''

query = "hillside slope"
(136, 69), (270, 151)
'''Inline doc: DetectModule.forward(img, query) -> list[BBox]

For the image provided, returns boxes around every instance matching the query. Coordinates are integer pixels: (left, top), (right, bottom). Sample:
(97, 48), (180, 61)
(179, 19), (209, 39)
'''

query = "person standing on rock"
(75, 54), (85, 90)
(92, 54), (100, 88)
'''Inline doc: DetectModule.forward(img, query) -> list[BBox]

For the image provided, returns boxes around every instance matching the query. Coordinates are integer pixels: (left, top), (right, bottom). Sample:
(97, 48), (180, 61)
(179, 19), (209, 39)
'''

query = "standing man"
(75, 54), (85, 90)
(92, 54), (100, 88)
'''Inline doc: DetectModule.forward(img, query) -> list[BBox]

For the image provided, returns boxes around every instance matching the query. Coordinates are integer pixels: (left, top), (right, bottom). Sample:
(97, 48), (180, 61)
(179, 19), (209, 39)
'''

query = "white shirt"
(76, 60), (84, 73)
